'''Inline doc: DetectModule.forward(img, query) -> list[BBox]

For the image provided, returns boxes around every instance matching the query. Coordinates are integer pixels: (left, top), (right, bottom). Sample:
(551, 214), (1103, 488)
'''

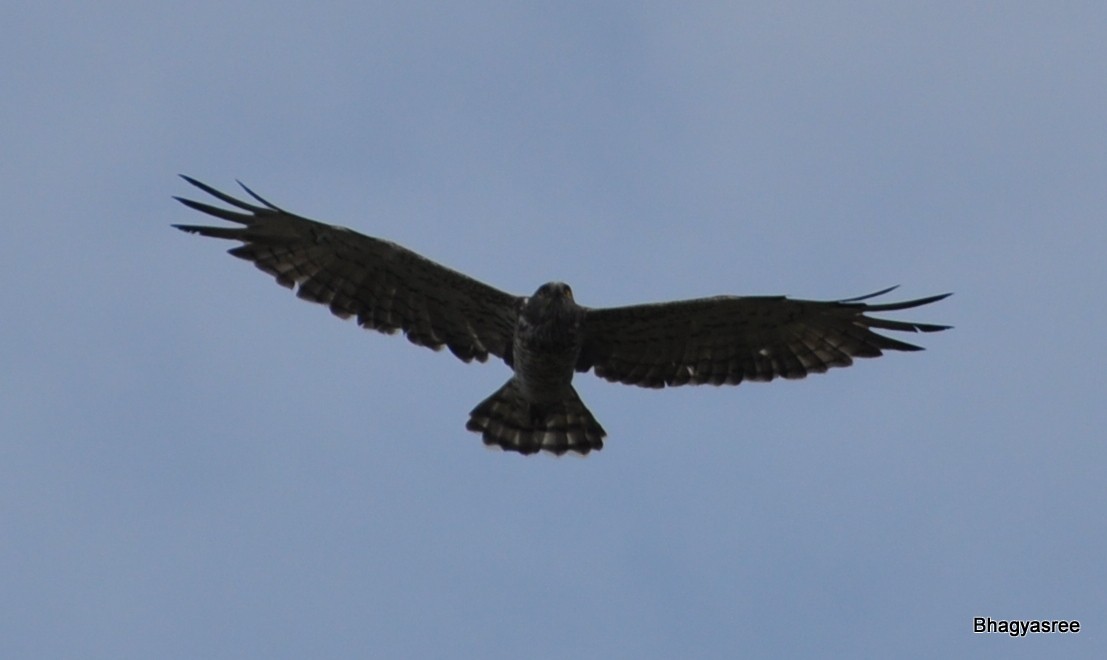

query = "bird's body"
(512, 283), (583, 404)
(174, 177), (950, 456)
(467, 282), (605, 455)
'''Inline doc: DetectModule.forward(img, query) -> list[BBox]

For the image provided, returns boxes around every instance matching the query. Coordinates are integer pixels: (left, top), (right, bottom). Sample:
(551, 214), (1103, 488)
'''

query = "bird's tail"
(467, 379), (606, 456)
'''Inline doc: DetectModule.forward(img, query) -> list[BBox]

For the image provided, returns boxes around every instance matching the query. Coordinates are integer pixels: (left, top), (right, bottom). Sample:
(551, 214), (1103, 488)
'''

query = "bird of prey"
(174, 176), (950, 456)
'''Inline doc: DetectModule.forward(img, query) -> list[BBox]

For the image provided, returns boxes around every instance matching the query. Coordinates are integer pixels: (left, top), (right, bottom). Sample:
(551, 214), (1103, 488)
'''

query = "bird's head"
(533, 281), (574, 302)
(522, 281), (578, 321)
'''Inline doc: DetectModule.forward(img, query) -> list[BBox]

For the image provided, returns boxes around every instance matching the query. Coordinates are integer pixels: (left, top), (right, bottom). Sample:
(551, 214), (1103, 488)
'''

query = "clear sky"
(3, 3), (1104, 658)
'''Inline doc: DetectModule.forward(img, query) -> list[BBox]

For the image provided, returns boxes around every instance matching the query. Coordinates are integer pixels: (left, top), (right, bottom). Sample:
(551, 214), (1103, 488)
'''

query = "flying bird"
(174, 176), (950, 456)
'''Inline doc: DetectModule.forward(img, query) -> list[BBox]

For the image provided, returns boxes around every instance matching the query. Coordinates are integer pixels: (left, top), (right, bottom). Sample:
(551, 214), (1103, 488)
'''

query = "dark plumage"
(174, 177), (950, 455)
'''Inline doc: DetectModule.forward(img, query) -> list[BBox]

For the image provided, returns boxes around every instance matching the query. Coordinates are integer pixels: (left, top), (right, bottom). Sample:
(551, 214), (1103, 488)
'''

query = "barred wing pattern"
(577, 289), (950, 388)
(173, 177), (521, 363)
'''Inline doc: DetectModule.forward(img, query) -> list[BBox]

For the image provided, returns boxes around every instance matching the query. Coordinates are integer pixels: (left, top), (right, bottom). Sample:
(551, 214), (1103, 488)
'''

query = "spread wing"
(577, 288), (950, 388)
(173, 176), (521, 363)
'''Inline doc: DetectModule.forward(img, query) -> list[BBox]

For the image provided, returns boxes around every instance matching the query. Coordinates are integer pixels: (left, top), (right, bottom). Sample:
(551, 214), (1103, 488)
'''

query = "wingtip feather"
(840, 285), (900, 302)
(236, 179), (281, 210)
(172, 223), (243, 240)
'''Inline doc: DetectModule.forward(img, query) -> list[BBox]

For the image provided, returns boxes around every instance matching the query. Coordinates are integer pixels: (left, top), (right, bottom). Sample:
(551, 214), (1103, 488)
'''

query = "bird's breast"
(512, 318), (582, 404)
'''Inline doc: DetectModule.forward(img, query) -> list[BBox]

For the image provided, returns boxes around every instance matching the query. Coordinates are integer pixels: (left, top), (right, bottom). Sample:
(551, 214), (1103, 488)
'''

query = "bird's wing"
(577, 287), (950, 387)
(174, 176), (521, 363)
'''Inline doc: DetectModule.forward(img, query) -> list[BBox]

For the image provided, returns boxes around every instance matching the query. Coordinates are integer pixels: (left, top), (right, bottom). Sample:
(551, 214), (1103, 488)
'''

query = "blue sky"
(3, 2), (1104, 658)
